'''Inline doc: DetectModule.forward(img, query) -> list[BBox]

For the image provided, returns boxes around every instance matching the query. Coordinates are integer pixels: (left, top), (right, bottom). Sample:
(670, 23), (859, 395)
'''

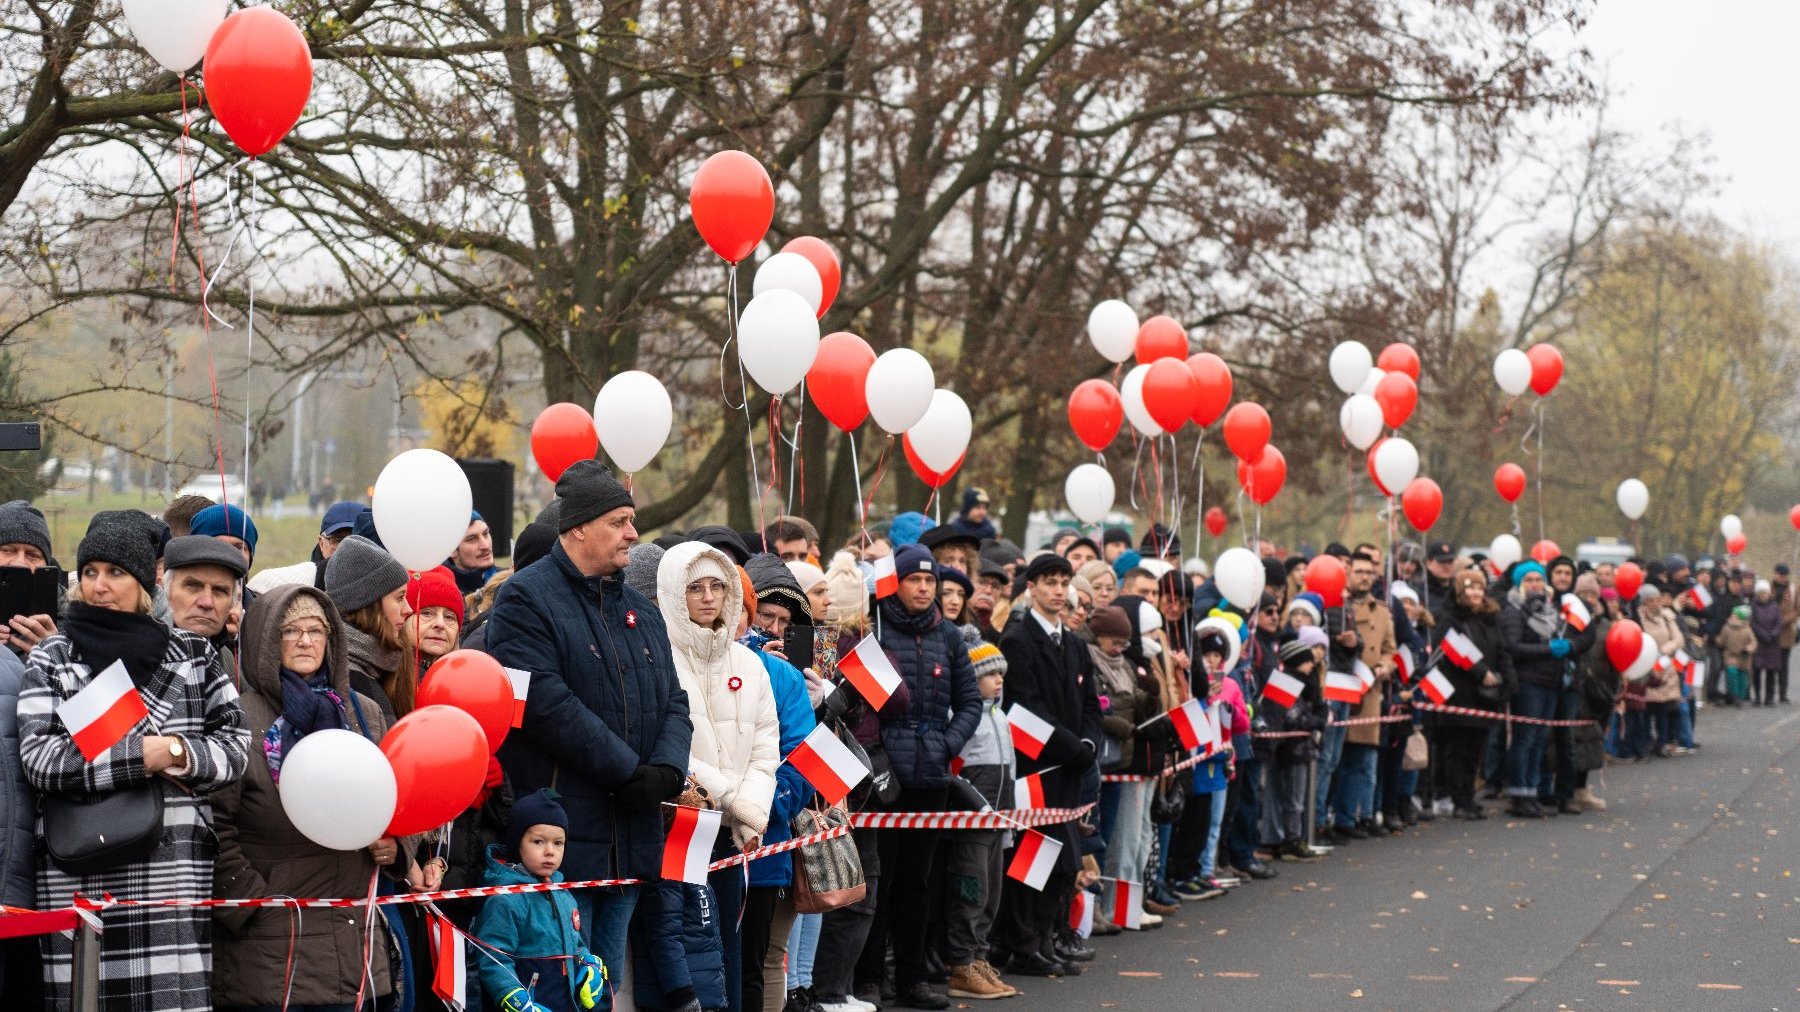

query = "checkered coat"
(19, 629), (249, 1012)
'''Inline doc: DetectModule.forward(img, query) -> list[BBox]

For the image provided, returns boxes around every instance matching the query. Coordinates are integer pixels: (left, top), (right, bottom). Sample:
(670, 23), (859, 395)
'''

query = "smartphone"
(0, 566), (60, 625)
(783, 624), (816, 673)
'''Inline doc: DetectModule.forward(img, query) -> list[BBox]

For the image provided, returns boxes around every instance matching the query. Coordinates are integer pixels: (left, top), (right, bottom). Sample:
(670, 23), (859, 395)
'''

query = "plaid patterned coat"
(19, 629), (249, 1012)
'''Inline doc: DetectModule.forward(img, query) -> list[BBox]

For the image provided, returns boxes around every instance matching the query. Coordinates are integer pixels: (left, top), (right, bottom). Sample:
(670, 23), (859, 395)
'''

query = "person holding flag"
(20, 511), (250, 1009)
(1259, 630), (1330, 860)
(1428, 566), (1513, 819)
(1498, 560), (1567, 819)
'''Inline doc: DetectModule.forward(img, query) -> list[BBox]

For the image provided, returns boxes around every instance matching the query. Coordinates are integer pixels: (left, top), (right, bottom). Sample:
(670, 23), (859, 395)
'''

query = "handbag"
(789, 803), (866, 913)
(43, 783), (165, 876)
(1150, 769), (1186, 824)
(1097, 733), (1124, 772)
(1401, 729), (1430, 771)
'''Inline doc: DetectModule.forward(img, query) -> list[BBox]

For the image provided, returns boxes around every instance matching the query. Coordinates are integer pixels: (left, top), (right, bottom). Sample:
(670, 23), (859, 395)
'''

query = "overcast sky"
(1579, 0), (1800, 252)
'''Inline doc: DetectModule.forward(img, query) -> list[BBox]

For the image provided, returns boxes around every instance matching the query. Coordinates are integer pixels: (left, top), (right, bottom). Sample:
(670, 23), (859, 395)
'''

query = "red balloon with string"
(383, 705), (489, 836)
(1530, 539), (1560, 565)
(1141, 359), (1198, 433)
(1726, 532), (1747, 554)
(1377, 342), (1420, 380)
(690, 151), (774, 264)
(1613, 561), (1644, 600)
(204, 7), (313, 157)
(903, 434), (962, 489)
(1304, 554), (1347, 608)
(1605, 619), (1643, 671)
(1374, 371), (1417, 428)
(1068, 379), (1124, 452)
(1235, 445), (1286, 505)
(1526, 344), (1563, 396)
(807, 332), (877, 432)
(530, 404), (599, 483)
(1222, 402), (1271, 461)
(416, 650), (515, 756)
(1135, 315), (1188, 363)
(1186, 352), (1233, 426)
(1401, 477), (1442, 531)
(781, 237), (841, 318)
(1494, 463), (1526, 503)
(1204, 506), (1228, 537)
(1791, 504), (1800, 531)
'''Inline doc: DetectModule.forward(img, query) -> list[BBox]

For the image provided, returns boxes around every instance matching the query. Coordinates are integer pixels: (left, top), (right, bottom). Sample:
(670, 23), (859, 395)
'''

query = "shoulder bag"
(790, 802), (866, 913)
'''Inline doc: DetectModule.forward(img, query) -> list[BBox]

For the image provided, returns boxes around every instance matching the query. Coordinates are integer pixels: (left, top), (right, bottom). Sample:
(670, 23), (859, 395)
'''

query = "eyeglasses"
(685, 579), (730, 598)
(280, 625), (327, 643)
(1261, 607), (1279, 615)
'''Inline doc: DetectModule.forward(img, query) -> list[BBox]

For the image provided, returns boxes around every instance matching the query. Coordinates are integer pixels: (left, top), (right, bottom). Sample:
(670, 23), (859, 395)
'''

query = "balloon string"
(1340, 442), (1355, 540)
(201, 159), (252, 332)
(1127, 435), (1147, 511)
(925, 487), (939, 520)
(1535, 400), (1546, 543)
(785, 382), (805, 516)
(1511, 503), (1522, 539)
(1493, 395), (1518, 433)
(168, 77), (190, 290)
(1149, 439), (1165, 535)
(719, 266), (747, 412)
(849, 430), (869, 548)
(243, 159), (257, 506)
(862, 436), (892, 525)
(726, 265), (765, 542)
(1191, 430), (1205, 552)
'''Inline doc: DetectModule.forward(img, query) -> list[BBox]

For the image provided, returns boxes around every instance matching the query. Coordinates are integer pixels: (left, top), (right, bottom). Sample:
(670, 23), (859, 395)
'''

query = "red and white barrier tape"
(1410, 701), (1597, 727)
(846, 804), (1089, 830)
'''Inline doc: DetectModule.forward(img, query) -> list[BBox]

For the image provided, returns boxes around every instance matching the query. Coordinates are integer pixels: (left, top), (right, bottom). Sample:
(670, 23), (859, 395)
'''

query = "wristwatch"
(168, 737), (185, 761)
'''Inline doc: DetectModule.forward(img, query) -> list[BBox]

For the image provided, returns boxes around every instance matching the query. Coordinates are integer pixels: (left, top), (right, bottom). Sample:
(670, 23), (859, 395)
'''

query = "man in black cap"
(161, 535), (247, 652)
(1101, 527), (1132, 565)
(995, 553), (1101, 978)
(1422, 542), (1458, 616)
(0, 500), (58, 654)
(921, 523), (980, 575)
(485, 460), (691, 978)
(971, 561), (1011, 643)
(1139, 524), (1180, 562)
(950, 486), (997, 541)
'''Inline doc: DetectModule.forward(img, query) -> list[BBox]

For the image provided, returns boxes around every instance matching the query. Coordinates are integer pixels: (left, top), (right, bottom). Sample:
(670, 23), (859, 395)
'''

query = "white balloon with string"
(1356, 367), (1387, 398)
(1494, 348), (1532, 396)
(373, 449), (474, 572)
(1214, 547), (1263, 611)
(1622, 635), (1658, 683)
(122, 0), (228, 74)
(1339, 395), (1384, 450)
(1489, 533), (1522, 571)
(594, 370), (673, 473)
(1328, 341), (1372, 395)
(1088, 300), (1140, 363)
(751, 252), (825, 315)
(1720, 514), (1743, 540)
(1616, 478), (1649, 520)
(1120, 364), (1164, 438)
(906, 390), (972, 473)
(1065, 464), (1115, 525)
(865, 349), (935, 434)
(1370, 437), (1418, 495)
(737, 289), (820, 395)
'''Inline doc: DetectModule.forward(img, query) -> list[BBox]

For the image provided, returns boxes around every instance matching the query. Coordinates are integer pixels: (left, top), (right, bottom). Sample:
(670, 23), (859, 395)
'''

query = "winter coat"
(1778, 581), (1800, 650)
(1719, 615), (1756, 671)
(997, 608), (1102, 874)
(211, 583), (394, 1009)
(630, 879), (726, 1011)
(1642, 604), (1685, 704)
(1751, 598), (1786, 671)
(1499, 592), (1563, 690)
(1257, 661), (1326, 763)
(1088, 643), (1149, 769)
(1346, 594), (1396, 746)
(747, 650), (817, 888)
(655, 542), (781, 850)
(874, 596), (982, 789)
(343, 621), (401, 724)
(1430, 600), (1513, 727)
(22, 613), (249, 1011)
(486, 540), (693, 881)
(0, 648), (35, 911)
(471, 847), (593, 1012)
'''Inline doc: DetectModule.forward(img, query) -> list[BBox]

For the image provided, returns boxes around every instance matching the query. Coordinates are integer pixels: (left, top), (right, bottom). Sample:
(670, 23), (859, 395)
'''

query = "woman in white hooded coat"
(656, 540), (780, 1012)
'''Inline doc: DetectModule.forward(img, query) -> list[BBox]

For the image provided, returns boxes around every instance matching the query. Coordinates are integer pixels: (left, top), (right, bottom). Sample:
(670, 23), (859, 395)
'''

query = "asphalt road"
(1009, 701), (1800, 1011)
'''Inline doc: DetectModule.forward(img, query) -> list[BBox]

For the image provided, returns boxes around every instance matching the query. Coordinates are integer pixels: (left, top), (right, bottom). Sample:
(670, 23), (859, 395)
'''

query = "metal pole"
(1304, 755), (1318, 850)
(71, 909), (101, 1012)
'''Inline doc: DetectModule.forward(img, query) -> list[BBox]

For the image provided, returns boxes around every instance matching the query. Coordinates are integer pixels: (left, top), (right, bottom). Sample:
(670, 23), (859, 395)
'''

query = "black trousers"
(873, 787), (947, 989)
(1433, 726), (1485, 809)
(741, 885), (780, 1012)
(816, 827), (879, 1001)
(996, 859), (1074, 961)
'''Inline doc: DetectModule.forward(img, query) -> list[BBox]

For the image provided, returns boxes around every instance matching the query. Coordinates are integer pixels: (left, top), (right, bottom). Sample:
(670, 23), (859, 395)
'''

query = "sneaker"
(1667, 745), (1695, 756)
(788, 988), (824, 1012)
(947, 964), (1012, 1000)
(819, 1002), (869, 1012)
(1239, 859), (1278, 880)
(1170, 878), (1214, 899)
(1432, 797), (1456, 817)
(1144, 897), (1180, 916)
(1277, 840), (1323, 862)
(1139, 910), (1164, 927)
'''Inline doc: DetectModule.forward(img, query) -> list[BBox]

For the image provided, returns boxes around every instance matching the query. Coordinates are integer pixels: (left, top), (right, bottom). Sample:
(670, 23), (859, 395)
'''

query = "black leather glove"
(615, 764), (684, 813)
(1076, 738), (1097, 771)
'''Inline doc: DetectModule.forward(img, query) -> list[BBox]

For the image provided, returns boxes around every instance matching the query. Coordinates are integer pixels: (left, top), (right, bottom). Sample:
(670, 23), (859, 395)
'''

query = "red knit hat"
(406, 565), (465, 625)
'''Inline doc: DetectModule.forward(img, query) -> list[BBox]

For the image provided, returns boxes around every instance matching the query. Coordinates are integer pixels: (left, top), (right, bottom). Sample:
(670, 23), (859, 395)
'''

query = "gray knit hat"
(0, 500), (51, 559)
(78, 510), (159, 592)
(624, 542), (665, 600)
(163, 534), (248, 579)
(555, 461), (633, 533)
(324, 535), (409, 614)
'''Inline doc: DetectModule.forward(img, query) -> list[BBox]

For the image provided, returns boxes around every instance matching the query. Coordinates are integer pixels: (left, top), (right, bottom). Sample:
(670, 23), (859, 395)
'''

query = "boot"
(947, 965), (1012, 1001)
(1507, 797), (1546, 819)
(1572, 787), (1607, 812)
(973, 962), (1019, 997)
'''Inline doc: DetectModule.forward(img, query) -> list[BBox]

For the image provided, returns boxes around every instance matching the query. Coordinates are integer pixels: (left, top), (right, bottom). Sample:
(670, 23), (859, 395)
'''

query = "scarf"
(880, 595), (940, 637)
(1508, 586), (1559, 640)
(265, 668), (347, 784)
(61, 602), (170, 685)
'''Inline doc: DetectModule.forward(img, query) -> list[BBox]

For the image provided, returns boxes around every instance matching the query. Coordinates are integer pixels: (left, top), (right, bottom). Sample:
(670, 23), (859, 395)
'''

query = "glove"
(500, 987), (551, 1012)
(615, 764), (684, 812)
(1548, 638), (1572, 658)
(1076, 738), (1097, 770)
(575, 952), (609, 1010)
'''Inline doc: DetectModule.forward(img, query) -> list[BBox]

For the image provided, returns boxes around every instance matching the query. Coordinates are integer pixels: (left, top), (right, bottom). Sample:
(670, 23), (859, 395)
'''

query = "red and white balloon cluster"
(1327, 341), (1440, 531)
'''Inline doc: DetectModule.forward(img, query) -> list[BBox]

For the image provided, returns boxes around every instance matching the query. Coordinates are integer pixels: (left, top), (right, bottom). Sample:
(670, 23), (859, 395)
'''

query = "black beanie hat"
(512, 522), (557, 572)
(78, 510), (161, 593)
(555, 460), (634, 533)
(506, 789), (570, 862)
(0, 500), (52, 559)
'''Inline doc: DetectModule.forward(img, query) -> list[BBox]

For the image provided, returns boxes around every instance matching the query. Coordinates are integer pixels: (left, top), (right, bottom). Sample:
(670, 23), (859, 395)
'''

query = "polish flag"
(1673, 648), (1692, 671)
(1686, 659), (1707, 689)
(788, 724), (869, 806)
(1111, 879), (1143, 929)
(1262, 670), (1305, 709)
(872, 554), (899, 599)
(1167, 697), (1211, 752)
(429, 912), (468, 1010)
(1069, 890), (1094, 938)
(839, 636), (902, 712)
(1006, 830), (1062, 891)
(1653, 654), (1674, 675)
(1560, 594), (1591, 632)
(1686, 584), (1713, 611)
(1008, 704), (1055, 760)
(1353, 659), (1376, 691)
(1391, 646), (1416, 686)
(1323, 670), (1364, 704)
(1442, 628), (1483, 670)
(661, 805), (722, 885)
(1418, 668), (1456, 705)
(59, 661), (148, 763)
(1013, 768), (1055, 809)
(503, 667), (530, 728)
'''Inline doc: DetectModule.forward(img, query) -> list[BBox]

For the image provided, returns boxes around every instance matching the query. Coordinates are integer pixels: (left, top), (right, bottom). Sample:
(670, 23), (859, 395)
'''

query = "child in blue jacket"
(471, 790), (609, 1012)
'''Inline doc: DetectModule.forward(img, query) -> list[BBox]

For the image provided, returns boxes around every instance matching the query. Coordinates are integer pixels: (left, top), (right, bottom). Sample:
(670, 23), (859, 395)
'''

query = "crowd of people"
(0, 469), (1783, 1012)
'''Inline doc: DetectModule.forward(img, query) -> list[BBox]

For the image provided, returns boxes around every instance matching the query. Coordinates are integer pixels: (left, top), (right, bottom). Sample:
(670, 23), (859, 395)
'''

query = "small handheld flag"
(429, 912), (468, 1010)
(1323, 670), (1364, 704)
(661, 806), (722, 884)
(839, 636), (902, 711)
(788, 723), (870, 806)
(1392, 646), (1416, 686)
(1013, 767), (1059, 809)
(1006, 830), (1062, 891)
(1262, 670), (1305, 709)
(1686, 659), (1707, 690)
(1442, 628), (1484, 670)
(1008, 705), (1055, 760)
(1111, 879), (1143, 929)
(1069, 890), (1094, 938)
(872, 554), (899, 599)
(1686, 584), (1713, 610)
(1559, 594), (1591, 632)
(59, 661), (148, 763)
(1419, 668), (1456, 705)
(1167, 697), (1210, 752)
(1353, 659), (1376, 691)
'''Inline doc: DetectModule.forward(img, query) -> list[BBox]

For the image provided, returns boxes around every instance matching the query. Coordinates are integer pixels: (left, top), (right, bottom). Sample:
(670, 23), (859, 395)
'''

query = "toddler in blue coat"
(472, 790), (609, 1012)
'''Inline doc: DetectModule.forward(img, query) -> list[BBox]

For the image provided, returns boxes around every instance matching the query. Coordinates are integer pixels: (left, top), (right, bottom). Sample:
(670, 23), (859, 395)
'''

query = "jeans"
(1152, 821), (1175, 892)
(1314, 701), (1351, 824)
(1541, 685), (1582, 802)
(787, 913), (821, 989)
(1656, 697), (1695, 749)
(1100, 781), (1150, 892)
(1506, 681), (1559, 796)
(1330, 743), (1378, 826)
(574, 884), (642, 1003)
(1198, 789), (1227, 878)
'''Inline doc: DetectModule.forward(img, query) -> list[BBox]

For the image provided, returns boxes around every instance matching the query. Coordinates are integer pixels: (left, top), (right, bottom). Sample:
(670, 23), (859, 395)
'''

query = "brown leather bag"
(790, 802), (865, 913)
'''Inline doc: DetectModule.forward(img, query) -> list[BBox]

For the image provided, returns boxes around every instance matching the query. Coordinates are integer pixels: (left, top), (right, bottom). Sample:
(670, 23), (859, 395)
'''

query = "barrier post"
(71, 908), (101, 1012)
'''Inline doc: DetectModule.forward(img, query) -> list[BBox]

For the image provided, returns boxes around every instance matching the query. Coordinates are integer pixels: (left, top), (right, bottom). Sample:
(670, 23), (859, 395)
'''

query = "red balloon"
(903, 434), (962, 489)
(1141, 359), (1198, 433)
(1135, 315), (1188, 363)
(1401, 477), (1442, 532)
(530, 403), (598, 483)
(807, 332), (877, 432)
(383, 705), (489, 836)
(781, 237), (841, 318)
(1304, 554), (1347, 608)
(1605, 619), (1644, 672)
(690, 151), (774, 264)
(1221, 402), (1271, 461)
(1526, 344), (1563, 396)
(1614, 561), (1644, 600)
(1790, 504), (1800, 531)
(204, 8), (313, 157)
(1235, 445), (1286, 505)
(1186, 352), (1233, 427)
(1373, 371), (1418, 428)
(1493, 463), (1526, 503)
(1067, 379), (1124, 452)
(1727, 532), (1747, 554)
(1377, 342), (1420, 381)
(1530, 539), (1560, 565)
(417, 650), (515, 756)
(1204, 506), (1228, 537)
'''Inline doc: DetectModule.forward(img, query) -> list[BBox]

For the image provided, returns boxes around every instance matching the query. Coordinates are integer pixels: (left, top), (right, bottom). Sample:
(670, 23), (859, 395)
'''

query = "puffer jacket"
(630, 879), (725, 1011)
(1642, 603), (1685, 704)
(655, 542), (780, 848)
(1499, 591), (1563, 689)
(470, 846), (592, 1012)
(874, 595), (982, 789)
(0, 648), (34, 910)
(747, 650), (817, 888)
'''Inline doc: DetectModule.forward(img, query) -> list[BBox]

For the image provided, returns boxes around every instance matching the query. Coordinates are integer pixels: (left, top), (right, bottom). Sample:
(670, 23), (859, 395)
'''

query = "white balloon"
(1494, 348), (1532, 396)
(1338, 395), (1384, 450)
(1371, 437), (1419, 495)
(1214, 547), (1263, 612)
(737, 289), (821, 395)
(1064, 464), (1116, 525)
(123, 0), (227, 74)
(1615, 478), (1648, 520)
(1119, 364), (1165, 438)
(1088, 300), (1140, 364)
(1356, 367), (1387, 398)
(1720, 514), (1743, 540)
(751, 252), (824, 314)
(1193, 615), (1242, 674)
(907, 389), (972, 473)
(865, 349), (936, 434)
(1623, 636), (1659, 683)
(373, 449), (473, 572)
(277, 729), (397, 851)
(1489, 533), (1522, 571)
(594, 370), (673, 473)
(1328, 341), (1373, 395)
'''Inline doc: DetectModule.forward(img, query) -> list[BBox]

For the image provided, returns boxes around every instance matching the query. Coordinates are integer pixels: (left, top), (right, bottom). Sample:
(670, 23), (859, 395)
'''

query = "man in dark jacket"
(950, 487), (998, 541)
(0, 501), (51, 1005)
(995, 554), (1102, 979)
(487, 460), (692, 979)
(868, 544), (981, 1009)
